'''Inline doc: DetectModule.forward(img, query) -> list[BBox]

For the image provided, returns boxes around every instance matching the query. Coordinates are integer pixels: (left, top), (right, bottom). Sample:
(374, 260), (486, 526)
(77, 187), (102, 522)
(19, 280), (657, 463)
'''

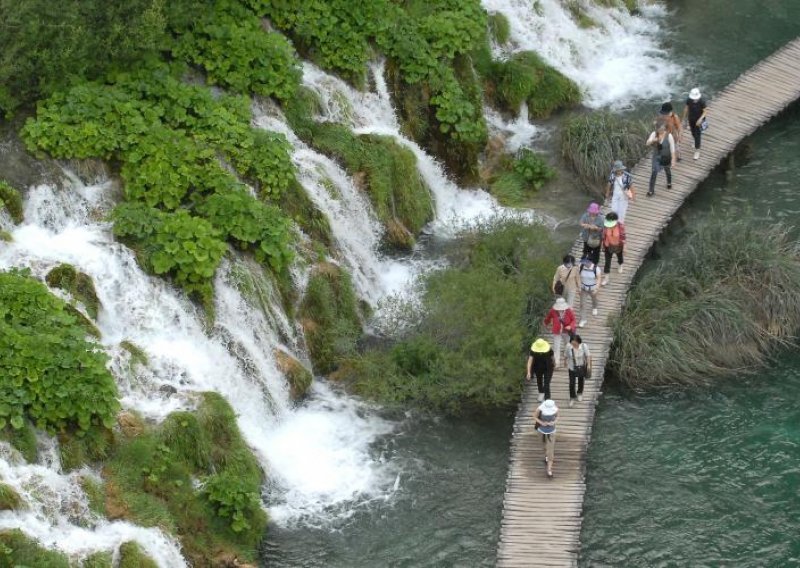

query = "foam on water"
(482, 0), (682, 108)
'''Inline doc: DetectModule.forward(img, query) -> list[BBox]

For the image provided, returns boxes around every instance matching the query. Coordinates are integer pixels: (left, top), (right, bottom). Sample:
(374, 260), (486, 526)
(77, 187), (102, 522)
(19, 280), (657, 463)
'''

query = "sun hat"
(531, 338), (550, 353)
(613, 160), (625, 171)
(553, 297), (570, 311)
(659, 102), (673, 114)
(689, 88), (702, 100)
(541, 399), (558, 414)
(587, 202), (600, 214)
(604, 218), (618, 228)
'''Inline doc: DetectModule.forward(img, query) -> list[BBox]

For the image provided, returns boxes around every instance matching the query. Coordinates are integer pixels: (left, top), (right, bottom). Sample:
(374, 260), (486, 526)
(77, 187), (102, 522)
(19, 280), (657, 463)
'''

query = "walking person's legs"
(691, 123), (702, 159)
(565, 287), (576, 308)
(543, 370), (552, 401)
(552, 333), (562, 368)
(590, 290), (599, 316)
(579, 288), (589, 326)
(568, 369), (577, 400)
(664, 165), (672, 188)
(534, 368), (545, 397)
(545, 434), (555, 476)
(589, 246), (600, 265)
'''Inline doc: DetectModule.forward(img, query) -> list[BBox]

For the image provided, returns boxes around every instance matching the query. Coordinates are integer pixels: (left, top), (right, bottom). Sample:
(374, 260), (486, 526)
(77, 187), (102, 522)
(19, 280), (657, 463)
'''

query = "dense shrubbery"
(560, 111), (650, 190)
(103, 393), (266, 565)
(344, 220), (560, 413)
(23, 65), (296, 302)
(0, 530), (71, 567)
(0, 270), (119, 434)
(610, 214), (800, 387)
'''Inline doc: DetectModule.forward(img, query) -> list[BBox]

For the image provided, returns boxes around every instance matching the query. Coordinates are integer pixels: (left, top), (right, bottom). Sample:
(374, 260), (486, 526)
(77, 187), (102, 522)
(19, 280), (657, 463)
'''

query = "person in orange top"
(543, 297), (576, 368)
(600, 211), (626, 287)
(658, 102), (683, 162)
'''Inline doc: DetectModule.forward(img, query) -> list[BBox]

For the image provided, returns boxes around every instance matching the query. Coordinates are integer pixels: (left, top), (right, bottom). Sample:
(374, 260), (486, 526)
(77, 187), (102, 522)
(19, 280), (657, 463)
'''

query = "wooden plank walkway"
(497, 37), (800, 567)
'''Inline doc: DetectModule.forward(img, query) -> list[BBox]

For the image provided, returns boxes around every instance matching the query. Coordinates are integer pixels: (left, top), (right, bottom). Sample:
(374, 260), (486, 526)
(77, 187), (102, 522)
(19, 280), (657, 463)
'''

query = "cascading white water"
(0, 175), (403, 560)
(482, 0), (682, 108)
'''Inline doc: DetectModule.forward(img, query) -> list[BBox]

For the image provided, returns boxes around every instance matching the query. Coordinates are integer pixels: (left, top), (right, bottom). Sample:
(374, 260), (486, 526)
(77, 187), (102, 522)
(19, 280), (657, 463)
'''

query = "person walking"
(657, 102), (683, 162)
(579, 203), (604, 265)
(526, 338), (555, 402)
(565, 334), (591, 408)
(577, 257), (600, 328)
(600, 211), (626, 286)
(682, 87), (708, 160)
(605, 160), (635, 222)
(645, 124), (676, 196)
(534, 399), (558, 478)
(543, 297), (576, 368)
(551, 254), (580, 307)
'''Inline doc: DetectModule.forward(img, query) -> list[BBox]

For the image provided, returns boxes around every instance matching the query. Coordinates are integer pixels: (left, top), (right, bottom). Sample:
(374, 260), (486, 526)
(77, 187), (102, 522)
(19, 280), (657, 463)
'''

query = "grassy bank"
(341, 219), (560, 413)
(609, 214), (800, 387)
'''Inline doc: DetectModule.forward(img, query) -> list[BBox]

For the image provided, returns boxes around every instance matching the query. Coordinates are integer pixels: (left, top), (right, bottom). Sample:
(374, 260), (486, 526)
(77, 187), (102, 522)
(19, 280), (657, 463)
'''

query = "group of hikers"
(526, 88), (709, 478)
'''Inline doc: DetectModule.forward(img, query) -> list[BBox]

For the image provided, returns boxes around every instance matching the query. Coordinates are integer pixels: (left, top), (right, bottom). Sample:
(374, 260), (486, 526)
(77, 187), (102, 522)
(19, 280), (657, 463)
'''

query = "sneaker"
(537, 393), (544, 402)
(569, 399), (575, 408)
(592, 308), (598, 316)
(578, 319), (587, 328)
(646, 190), (654, 197)
(667, 184), (672, 189)
(694, 150), (700, 160)
(578, 394), (583, 402)
(618, 264), (625, 274)
(601, 275), (609, 286)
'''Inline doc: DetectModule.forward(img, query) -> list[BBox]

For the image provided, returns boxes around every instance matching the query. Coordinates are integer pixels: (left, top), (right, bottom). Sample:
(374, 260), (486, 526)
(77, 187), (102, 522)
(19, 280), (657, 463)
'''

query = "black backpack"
(657, 134), (672, 166)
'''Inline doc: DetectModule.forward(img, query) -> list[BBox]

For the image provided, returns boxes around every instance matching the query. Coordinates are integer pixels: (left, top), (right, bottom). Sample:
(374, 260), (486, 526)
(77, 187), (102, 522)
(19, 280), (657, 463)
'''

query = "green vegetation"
(0, 420), (38, 463)
(0, 530), (70, 567)
(0, 483), (22, 511)
(45, 264), (101, 320)
(103, 393), (266, 566)
(610, 215), (800, 388)
(488, 13), (511, 45)
(81, 551), (113, 568)
(118, 541), (158, 568)
(303, 123), (433, 249)
(477, 51), (581, 118)
(275, 350), (314, 399)
(79, 476), (107, 517)
(0, 180), (24, 223)
(0, 269), (119, 435)
(560, 111), (650, 190)
(120, 341), (149, 369)
(300, 263), (362, 375)
(489, 148), (556, 206)
(344, 220), (560, 413)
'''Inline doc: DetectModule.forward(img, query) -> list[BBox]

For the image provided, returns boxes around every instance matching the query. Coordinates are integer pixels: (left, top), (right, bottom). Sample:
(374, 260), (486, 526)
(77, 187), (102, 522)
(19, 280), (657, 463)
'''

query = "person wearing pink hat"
(579, 202), (604, 265)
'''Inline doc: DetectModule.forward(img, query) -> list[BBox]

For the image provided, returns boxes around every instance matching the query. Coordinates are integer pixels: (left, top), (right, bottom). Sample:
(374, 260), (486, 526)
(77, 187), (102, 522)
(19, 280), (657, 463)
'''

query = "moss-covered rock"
(274, 349), (313, 399)
(300, 263), (362, 375)
(488, 13), (511, 44)
(118, 541), (158, 568)
(0, 230), (12, 242)
(45, 263), (101, 320)
(0, 530), (70, 567)
(478, 50), (581, 119)
(117, 410), (146, 439)
(120, 340), (149, 369)
(59, 426), (114, 471)
(0, 483), (23, 511)
(0, 179), (24, 224)
(79, 475), (106, 517)
(82, 550), (113, 568)
(102, 392), (266, 567)
(0, 420), (38, 463)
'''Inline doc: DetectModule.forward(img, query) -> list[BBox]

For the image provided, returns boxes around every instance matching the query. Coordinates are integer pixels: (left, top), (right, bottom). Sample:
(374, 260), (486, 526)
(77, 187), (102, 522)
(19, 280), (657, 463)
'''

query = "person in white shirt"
(564, 334), (592, 407)
(645, 124), (676, 196)
(605, 160), (635, 222)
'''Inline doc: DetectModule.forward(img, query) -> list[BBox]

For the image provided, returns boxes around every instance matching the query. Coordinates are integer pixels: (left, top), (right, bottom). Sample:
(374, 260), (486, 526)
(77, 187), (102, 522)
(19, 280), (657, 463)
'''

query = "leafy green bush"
(203, 470), (262, 533)
(45, 264), (101, 319)
(560, 111), (650, 189)
(0, 180), (24, 223)
(300, 264), (362, 375)
(610, 214), (800, 387)
(173, 14), (300, 102)
(345, 220), (560, 413)
(112, 203), (227, 302)
(0, 270), (119, 434)
(489, 149), (556, 206)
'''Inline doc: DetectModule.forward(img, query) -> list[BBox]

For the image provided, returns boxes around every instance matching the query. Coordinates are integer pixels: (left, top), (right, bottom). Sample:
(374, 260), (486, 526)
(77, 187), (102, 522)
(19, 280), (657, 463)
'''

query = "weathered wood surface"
(497, 38), (800, 567)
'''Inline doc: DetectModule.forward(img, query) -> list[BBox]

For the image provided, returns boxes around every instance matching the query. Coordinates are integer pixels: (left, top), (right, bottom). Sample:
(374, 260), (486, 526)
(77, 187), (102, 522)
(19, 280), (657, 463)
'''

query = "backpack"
(657, 134), (672, 166)
(605, 225), (621, 248)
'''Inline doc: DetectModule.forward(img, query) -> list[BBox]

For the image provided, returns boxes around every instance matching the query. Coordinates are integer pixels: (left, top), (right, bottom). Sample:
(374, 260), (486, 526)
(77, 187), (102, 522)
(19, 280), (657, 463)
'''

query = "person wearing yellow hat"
(526, 338), (555, 402)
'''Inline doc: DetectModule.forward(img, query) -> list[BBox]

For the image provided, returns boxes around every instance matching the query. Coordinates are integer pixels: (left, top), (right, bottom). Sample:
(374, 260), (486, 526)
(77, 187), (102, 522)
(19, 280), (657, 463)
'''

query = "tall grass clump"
(489, 148), (556, 206)
(342, 219), (560, 413)
(610, 214), (800, 388)
(560, 111), (650, 190)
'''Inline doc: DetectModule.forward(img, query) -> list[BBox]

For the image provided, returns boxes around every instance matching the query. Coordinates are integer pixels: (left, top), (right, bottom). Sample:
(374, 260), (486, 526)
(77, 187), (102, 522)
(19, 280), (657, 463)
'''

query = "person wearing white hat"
(534, 398), (559, 478)
(682, 87), (708, 160)
(543, 297), (576, 368)
(526, 338), (555, 402)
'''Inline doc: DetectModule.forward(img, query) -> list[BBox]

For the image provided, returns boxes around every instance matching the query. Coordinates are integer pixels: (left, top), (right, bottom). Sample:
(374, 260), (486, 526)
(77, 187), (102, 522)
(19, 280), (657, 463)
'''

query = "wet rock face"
(0, 119), (63, 194)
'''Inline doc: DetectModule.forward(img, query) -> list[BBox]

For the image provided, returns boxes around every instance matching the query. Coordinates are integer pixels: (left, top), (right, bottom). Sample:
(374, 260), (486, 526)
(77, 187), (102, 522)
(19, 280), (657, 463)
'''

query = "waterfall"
(482, 0), (682, 108)
(0, 175), (401, 560)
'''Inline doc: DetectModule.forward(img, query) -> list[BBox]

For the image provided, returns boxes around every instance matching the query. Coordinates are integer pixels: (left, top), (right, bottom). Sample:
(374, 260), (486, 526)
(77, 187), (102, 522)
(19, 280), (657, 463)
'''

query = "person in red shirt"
(543, 297), (576, 368)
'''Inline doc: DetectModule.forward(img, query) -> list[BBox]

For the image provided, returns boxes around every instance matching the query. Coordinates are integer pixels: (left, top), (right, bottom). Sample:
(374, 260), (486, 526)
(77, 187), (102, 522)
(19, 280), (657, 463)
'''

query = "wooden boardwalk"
(497, 38), (800, 567)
